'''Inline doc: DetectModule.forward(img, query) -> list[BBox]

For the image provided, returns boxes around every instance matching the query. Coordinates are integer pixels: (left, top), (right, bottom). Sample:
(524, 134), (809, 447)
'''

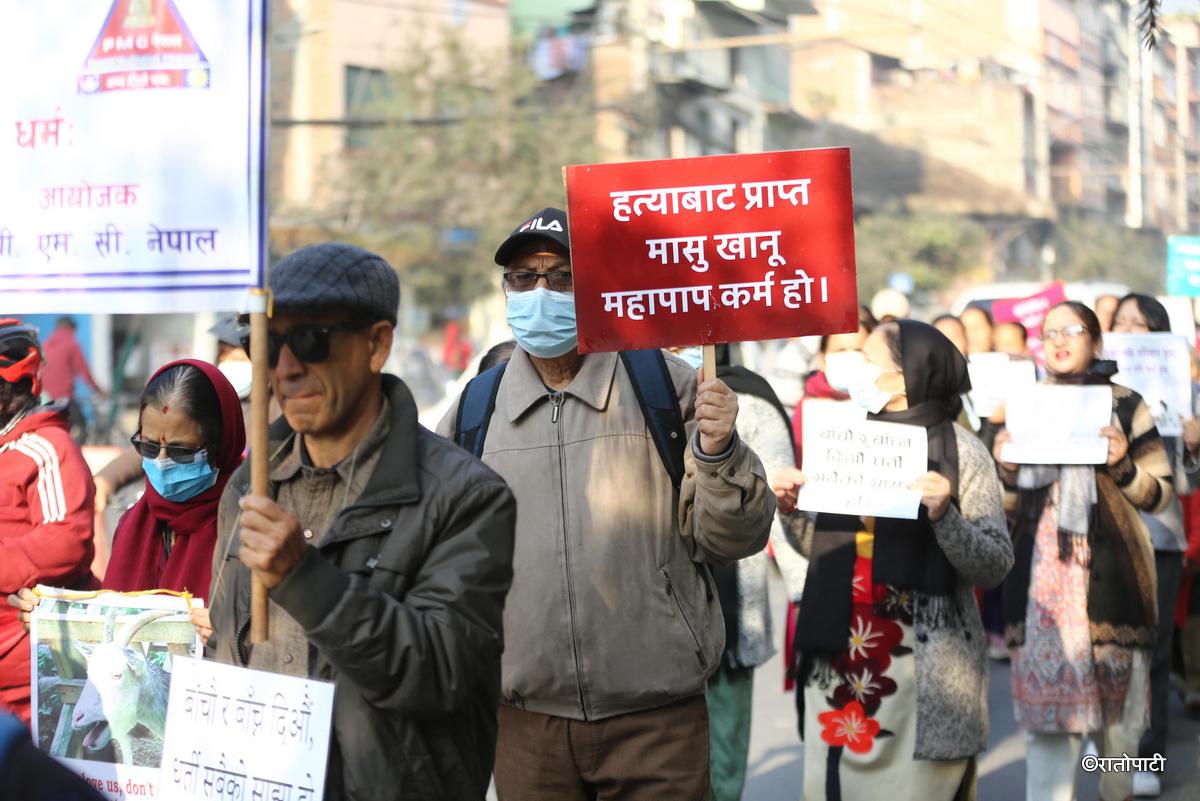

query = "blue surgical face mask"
(846, 363), (895, 414)
(143, 452), (218, 502)
(675, 347), (704, 370)
(506, 287), (578, 358)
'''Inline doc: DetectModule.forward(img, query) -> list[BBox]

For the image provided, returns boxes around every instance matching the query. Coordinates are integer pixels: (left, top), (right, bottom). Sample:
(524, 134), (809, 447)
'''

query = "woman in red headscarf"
(102, 359), (245, 597)
(11, 359), (245, 637)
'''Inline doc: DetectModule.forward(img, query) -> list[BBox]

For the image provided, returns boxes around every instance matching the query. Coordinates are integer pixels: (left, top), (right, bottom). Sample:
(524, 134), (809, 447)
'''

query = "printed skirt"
(801, 554), (970, 801)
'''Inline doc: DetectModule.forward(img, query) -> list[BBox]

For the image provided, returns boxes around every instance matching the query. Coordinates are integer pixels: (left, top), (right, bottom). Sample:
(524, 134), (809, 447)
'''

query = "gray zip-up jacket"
(437, 347), (775, 721)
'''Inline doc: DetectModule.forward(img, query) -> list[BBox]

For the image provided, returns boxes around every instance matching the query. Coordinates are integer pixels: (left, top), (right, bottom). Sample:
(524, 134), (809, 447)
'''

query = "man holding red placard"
(439, 206), (776, 800)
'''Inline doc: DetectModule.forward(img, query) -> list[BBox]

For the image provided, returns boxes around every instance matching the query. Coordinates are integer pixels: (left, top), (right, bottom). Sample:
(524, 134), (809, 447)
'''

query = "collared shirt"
(248, 397), (391, 676)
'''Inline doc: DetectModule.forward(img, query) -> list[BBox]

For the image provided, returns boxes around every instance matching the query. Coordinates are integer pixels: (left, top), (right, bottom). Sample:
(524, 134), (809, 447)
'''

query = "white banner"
(0, 0), (265, 313)
(967, 353), (1038, 418)
(159, 657), (335, 801)
(30, 588), (202, 801)
(1102, 332), (1193, 437)
(1002, 385), (1113, 465)
(797, 401), (927, 520)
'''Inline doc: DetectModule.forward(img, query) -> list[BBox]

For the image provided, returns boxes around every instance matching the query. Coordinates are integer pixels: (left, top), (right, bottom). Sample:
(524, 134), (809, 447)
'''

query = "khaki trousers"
(494, 696), (710, 801)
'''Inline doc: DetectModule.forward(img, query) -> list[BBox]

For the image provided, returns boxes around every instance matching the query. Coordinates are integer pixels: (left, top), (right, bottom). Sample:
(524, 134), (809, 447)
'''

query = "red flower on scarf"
(843, 612), (903, 664)
(818, 701), (880, 754)
(832, 659), (898, 712)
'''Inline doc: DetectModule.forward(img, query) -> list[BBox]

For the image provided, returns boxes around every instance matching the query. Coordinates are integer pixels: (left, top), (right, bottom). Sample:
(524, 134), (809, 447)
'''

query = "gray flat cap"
(269, 243), (400, 324)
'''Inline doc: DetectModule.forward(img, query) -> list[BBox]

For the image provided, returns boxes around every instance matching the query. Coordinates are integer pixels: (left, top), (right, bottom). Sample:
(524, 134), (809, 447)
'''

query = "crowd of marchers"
(1, 207), (1198, 801)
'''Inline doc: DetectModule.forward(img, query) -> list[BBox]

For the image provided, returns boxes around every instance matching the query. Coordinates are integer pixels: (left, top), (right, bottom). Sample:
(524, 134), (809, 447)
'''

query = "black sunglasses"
(129, 435), (205, 464)
(240, 321), (369, 368)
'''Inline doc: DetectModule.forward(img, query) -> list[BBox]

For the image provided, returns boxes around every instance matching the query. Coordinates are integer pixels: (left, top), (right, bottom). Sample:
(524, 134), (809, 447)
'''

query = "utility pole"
(1127, 1), (1146, 228)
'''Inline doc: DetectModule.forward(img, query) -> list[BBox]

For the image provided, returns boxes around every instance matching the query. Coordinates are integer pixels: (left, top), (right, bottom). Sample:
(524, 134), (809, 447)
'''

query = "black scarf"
(795, 321), (971, 653)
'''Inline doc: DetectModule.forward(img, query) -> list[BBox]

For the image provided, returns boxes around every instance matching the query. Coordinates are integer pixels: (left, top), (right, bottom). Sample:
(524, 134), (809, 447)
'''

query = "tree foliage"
(1139, 0), (1163, 49)
(1050, 212), (1166, 293)
(331, 31), (597, 311)
(852, 207), (988, 296)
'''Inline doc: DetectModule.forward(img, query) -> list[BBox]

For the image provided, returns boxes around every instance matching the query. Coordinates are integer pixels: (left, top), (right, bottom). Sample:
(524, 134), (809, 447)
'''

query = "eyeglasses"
(240, 321), (369, 368)
(503, 271), (573, 292)
(1042, 324), (1088, 343)
(129, 435), (205, 464)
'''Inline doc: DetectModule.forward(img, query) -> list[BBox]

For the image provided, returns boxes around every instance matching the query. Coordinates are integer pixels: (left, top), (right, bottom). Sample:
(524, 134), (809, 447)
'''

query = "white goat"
(71, 608), (174, 765)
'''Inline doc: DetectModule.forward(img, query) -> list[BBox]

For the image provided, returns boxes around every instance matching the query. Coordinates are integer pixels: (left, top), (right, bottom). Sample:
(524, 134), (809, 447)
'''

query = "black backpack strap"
(619, 349), (686, 494)
(454, 363), (507, 458)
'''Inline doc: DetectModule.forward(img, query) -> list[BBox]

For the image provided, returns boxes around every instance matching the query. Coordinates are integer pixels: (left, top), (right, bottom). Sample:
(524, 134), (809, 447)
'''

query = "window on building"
(345, 65), (390, 150)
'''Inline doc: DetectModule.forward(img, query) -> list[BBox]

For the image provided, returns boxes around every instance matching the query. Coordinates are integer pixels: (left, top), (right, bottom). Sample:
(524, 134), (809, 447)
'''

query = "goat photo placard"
(30, 588), (201, 801)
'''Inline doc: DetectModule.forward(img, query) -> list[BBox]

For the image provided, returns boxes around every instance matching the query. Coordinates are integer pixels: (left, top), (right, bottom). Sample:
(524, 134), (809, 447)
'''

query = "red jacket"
(0, 406), (96, 710)
(41, 328), (101, 400)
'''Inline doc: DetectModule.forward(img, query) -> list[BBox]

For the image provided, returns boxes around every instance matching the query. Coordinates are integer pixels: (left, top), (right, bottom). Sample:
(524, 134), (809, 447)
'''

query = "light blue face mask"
(506, 287), (578, 358)
(143, 452), (218, 502)
(675, 347), (704, 370)
(846, 363), (896, 414)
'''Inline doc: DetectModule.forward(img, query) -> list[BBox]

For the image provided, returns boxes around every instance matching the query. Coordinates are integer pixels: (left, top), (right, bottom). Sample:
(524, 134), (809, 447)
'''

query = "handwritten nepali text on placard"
(796, 402), (927, 520)
(159, 657), (334, 801)
(1103, 333), (1193, 437)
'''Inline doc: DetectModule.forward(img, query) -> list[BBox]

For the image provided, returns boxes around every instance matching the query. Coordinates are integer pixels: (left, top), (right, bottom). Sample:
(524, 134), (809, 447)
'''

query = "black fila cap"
(493, 207), (570, 266)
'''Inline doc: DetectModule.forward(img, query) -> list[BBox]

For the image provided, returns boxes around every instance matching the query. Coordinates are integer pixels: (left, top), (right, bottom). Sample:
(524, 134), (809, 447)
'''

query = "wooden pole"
(249, 289), (270, 644)
(702, 344), (717, 384)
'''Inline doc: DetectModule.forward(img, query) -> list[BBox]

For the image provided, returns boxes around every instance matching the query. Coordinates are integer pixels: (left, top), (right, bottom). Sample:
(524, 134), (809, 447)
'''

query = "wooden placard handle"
(249, 295), (270, 645)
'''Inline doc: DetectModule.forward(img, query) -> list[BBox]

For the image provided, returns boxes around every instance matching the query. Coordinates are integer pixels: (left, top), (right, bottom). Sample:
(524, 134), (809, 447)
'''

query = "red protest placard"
(991, 282), (1067, 366)
(564, 148), (858, 353)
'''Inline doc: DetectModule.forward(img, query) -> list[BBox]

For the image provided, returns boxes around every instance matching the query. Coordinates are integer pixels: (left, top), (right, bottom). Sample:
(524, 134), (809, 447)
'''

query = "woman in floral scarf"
(774, 320), (1012, 801)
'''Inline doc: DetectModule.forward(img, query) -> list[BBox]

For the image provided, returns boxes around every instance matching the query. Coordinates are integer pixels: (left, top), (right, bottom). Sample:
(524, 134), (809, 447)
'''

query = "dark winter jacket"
(207, 376), (516, 800)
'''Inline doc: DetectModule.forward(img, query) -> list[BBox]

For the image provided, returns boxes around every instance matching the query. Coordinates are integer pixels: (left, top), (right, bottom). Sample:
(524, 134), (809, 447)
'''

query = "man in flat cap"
(207, 243), (517, 801)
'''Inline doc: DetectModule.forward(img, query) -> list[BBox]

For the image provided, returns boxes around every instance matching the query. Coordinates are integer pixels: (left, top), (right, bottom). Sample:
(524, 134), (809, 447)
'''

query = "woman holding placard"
(773, 320), (1012, 801)
(781, 307), (877, 699)
(1110, 293), (1200, 797)
(8, 360), (245, 644)
(994, 300), (1173, 801)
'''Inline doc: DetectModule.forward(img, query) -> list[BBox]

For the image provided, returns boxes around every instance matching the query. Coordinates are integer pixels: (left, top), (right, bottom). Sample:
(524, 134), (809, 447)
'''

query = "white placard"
(797, 402), (927, 519)
(1158, 295), (1197, 342)
(1102, 333), (1193, 437)
(1002, 385), (1113, 464)
(158, 657), (335, 801)
(967, 353), (1038, 418)
(30, 588), (202, 801)
(0, 0), (266, 313)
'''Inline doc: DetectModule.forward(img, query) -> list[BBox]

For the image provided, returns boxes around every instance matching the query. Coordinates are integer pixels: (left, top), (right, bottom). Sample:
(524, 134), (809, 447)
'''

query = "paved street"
(745, 571), (1200, 800)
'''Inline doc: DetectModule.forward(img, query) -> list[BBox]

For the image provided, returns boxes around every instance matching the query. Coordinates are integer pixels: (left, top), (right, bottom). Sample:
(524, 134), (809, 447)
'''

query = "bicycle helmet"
(0, 319), (42, 397)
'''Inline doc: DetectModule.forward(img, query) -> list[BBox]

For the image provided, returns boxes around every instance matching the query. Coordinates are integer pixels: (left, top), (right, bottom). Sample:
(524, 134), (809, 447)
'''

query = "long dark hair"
(1115, 293), (1171, 333)
(139, 365), (223, 466)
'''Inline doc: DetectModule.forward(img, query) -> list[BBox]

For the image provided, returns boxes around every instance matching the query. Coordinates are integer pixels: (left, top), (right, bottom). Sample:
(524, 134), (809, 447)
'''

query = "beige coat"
(437, 347), (775, 721)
